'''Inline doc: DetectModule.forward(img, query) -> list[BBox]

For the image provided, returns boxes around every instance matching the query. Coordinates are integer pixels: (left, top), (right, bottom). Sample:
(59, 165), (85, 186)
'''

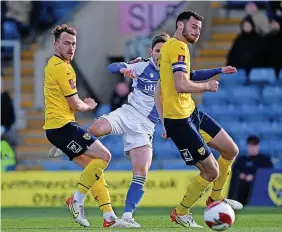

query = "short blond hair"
(52, 24), (77, 41)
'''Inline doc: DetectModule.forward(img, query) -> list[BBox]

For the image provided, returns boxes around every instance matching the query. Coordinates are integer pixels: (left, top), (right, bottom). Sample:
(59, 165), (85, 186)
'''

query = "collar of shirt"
(150, 57), (159, 71)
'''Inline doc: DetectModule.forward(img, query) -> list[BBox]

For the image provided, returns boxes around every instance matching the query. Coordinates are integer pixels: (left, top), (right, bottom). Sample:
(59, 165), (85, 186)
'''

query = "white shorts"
(100, 104), (155, 152)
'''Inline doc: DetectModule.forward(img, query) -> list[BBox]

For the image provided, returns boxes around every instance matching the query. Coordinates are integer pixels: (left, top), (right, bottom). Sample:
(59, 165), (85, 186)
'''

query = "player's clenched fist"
(120, 68), (135, 79)
(84, 97), (97, 110)
(206, 80), (219, 92)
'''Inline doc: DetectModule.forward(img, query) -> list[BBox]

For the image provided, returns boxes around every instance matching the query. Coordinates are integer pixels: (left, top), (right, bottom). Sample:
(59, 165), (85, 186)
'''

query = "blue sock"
(124, 175), (145, 214)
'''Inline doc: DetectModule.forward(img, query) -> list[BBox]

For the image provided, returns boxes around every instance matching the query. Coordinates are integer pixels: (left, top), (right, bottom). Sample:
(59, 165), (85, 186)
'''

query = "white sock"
(74, 191), (86, 204)
(122, 212), (133, 219)
(103, 211), (117, 221)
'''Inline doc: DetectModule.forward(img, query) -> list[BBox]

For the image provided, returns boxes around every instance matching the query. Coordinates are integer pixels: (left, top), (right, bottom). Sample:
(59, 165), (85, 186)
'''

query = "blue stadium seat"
(219, 69), (247, 86)
(279, 69), (282, 80)
(260, 140), (282, 155)
(249, 68), (276, 84)
(231, 87), (260, 105)
(95, 104), (111, 117)
(246, 122), (274, 134)
(154, 122), (163, 138)
(262, 87), (282, 105)
(102, 136), (124, 158)
(161, 159), (197, 170)
(41, 161), (63, 171)
(153, 139), (179, 159)
(203, 91), (230, 105)
(62, 161), (83, 170)
(106, 159), (132, 170)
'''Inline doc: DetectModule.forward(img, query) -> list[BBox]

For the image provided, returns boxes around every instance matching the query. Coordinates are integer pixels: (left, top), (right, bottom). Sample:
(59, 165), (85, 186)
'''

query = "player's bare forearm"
(66, 95), (96, 112)
(75, 100), (92, 112)
(154, 81), (164, 125)
(174, 71), (208, 93)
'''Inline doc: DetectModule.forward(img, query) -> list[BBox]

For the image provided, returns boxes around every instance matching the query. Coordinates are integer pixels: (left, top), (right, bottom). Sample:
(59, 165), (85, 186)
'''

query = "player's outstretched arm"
(174, 71), (219, 93)
(108, 62), (135, 79)
(190, 66), (237, 82)
(66, 94), (97, 112)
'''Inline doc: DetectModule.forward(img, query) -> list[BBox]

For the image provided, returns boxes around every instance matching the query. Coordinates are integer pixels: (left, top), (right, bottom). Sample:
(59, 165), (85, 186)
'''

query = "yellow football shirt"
(43, 55), (77, 129)
(159, 38), (195, 119)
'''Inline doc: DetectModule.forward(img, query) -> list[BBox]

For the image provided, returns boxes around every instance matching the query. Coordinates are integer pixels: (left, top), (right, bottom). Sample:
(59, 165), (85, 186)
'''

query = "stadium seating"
(249, 68), (277, 84)
(220, 69), (247, 86)
(95, 104), (111, 117)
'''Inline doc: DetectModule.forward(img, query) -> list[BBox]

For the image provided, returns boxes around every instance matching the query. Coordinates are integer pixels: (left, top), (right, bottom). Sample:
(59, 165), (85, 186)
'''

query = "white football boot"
(170, 209), (203, 228)
(65, 196), (89, 227)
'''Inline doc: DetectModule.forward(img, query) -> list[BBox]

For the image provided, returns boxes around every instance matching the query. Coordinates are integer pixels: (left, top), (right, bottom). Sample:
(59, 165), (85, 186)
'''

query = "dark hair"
(176, 10), (203, 29)
(240, 15), (256, 33)
(52, 24), (77, 41)
(151, 32), (170, 49)
(247, 135), (260, 145)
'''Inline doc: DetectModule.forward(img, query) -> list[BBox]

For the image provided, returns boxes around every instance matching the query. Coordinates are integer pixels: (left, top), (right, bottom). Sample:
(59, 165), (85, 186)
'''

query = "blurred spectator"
(4, 1), (33, 39)
(110, 82), (130, 111)
(263, 18), (282, 74)
(2, 1), (44, 42)
(227, 17), (263, 74)
(1, 89), (17, 146)
(1, 140), (16, 172)
(232, 136), (273, 205)
(244, 1), (270, 35)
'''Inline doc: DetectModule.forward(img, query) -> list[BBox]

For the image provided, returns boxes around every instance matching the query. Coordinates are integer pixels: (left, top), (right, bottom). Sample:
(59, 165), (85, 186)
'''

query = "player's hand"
(120, 68), (135, 79)
(206, 80), (219, 92)
(128, 57), (143, 64)
(162, 127), (168, 140)
(221, 66), (237, 74)
(245, 174), (254, 182)
(83, 98), (97, 110)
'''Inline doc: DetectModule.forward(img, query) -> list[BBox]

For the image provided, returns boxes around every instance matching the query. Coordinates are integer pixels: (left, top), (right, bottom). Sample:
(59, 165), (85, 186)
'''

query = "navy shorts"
(164, 108), (221, 166)
(46, 122), (97, 160)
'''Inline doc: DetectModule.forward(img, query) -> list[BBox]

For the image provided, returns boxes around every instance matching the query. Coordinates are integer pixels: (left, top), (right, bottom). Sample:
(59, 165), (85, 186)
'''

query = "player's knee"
(133, 166), (149, 177)
(202, 167), (219, 182)
(88, 123), (101, 137)
(231, 143), (239, 158)
(225, 142), (239, 159)
(101, 149), (111, 163)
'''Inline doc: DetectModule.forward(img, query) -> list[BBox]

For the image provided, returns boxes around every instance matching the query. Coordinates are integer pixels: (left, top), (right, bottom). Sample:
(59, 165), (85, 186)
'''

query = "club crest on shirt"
(83, 133), (91, 141)
(178, 55), (185, 62)
(150, 73), (154, 78)
(68, 79), (76, 89)
(198, 147), (205, 155)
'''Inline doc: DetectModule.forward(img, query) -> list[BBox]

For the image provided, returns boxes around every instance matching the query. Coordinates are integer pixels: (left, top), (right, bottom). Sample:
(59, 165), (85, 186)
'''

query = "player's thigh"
(73, 155), (93, 168)
(89, 108), (126, 137)
(208, 128), (239, 159)
(198, 110), (222, 144)
(129, 145), (153, 176)
(84, 139), (111, 162)
(88, 117), (112, 137)
(195, 155), (219, 182)
(199, 111), (239, 158)
(164, 118), (211, 166)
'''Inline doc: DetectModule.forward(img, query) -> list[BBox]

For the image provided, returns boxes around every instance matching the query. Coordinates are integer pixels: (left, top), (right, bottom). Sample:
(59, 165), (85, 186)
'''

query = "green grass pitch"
(2, 207), (282, 232)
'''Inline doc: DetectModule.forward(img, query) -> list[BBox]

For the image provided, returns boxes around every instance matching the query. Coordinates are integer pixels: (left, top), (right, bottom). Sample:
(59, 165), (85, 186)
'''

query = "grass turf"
(2, 207), (282, 232)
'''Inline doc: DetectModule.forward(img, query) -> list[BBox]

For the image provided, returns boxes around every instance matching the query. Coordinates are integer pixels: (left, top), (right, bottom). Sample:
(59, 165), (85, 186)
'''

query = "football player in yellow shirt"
(44, 24), (128, 228)
(155, 11), (243, 228)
